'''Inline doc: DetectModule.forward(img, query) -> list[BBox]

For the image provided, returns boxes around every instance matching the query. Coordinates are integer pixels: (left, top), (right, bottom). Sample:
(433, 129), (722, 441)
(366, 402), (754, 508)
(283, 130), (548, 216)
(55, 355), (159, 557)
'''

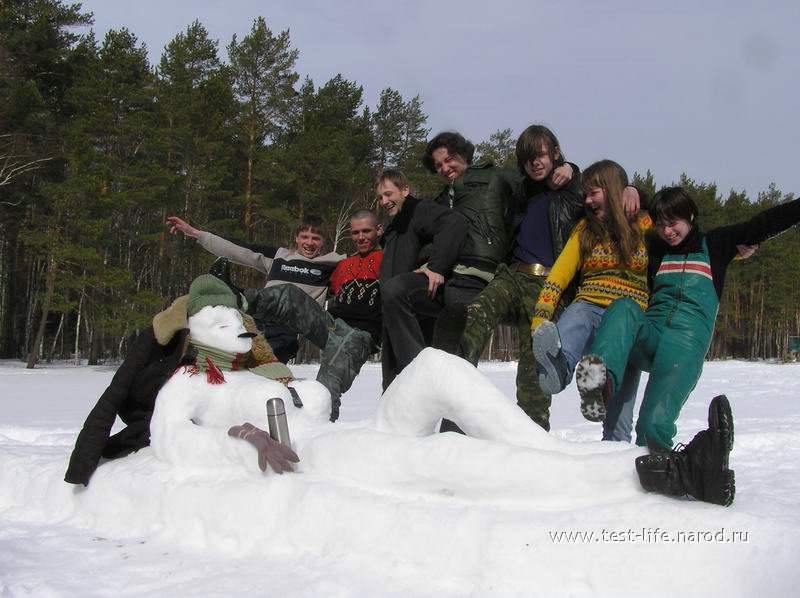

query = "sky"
(75, 0), (800, 200)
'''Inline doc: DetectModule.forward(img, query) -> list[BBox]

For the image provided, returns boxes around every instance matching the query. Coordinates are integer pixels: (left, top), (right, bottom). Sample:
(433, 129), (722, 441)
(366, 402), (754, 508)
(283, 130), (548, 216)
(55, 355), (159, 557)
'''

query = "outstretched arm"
(709, 197), (800, 262)
(166, 216), (203, 239)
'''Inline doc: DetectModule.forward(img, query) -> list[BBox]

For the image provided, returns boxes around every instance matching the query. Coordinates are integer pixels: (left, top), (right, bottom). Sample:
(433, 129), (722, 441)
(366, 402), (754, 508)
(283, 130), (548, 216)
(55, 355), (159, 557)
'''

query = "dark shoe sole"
(706, 395), (736, 506)
(707, 469), (736, 507)
(576, 355), (608, 422)
(533, 322), (566, 395)
(708, 394), (734, 469)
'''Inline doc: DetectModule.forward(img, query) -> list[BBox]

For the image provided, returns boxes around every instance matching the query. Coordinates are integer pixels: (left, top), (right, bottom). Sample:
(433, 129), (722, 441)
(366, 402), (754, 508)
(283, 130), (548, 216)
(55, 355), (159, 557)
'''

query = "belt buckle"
(530, 263), (548, 277)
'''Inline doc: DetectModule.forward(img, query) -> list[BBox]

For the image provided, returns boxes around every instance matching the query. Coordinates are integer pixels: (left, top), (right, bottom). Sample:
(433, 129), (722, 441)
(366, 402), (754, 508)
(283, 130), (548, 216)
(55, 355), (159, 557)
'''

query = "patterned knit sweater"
(531, 213), (652, 330)
(328, 249), (383, 344)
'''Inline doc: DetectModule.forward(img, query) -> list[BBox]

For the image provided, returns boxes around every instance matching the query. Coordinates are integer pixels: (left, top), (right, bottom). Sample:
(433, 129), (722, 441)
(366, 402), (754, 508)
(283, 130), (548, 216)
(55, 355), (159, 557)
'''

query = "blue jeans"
(555, 300), (640, 442)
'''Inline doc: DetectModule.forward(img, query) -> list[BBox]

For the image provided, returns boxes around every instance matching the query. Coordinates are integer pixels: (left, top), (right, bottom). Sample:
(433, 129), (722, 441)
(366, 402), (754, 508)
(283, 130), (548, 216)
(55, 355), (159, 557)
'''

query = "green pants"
(593, 298), (709, 449)
(460, 264), (551, 430)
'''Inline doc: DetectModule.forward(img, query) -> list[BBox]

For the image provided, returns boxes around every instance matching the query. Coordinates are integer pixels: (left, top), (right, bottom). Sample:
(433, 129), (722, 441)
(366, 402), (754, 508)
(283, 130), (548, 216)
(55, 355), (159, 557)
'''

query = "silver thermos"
(266, 397), (291, 448)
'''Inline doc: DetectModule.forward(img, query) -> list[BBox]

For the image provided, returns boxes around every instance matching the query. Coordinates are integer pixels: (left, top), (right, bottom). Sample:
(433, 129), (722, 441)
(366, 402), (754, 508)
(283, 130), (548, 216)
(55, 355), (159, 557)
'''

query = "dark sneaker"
(575, 354), (611, 422)
(532, 321), (569, 395)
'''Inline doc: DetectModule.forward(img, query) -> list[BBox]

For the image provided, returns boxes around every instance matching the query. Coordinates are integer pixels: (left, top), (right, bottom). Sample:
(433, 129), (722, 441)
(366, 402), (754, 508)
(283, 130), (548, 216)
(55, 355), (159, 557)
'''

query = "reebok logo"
(280, 264), (322, 277)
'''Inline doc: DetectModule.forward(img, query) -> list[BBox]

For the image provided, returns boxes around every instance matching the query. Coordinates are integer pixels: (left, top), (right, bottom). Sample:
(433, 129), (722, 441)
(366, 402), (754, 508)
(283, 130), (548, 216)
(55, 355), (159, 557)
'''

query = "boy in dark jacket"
(377, 169), (467, 389)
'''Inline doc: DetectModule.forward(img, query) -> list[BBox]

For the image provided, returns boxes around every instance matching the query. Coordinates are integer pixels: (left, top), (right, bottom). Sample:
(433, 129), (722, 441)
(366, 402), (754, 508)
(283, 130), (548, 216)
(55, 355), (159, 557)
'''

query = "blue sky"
(77, 0), (800, 199)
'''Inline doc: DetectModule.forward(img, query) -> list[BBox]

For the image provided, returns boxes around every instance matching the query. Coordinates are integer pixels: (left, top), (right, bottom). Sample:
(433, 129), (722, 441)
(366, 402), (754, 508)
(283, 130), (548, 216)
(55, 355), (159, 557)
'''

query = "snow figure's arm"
(149, 378), (262, 473)
(531, 222), (584, 331)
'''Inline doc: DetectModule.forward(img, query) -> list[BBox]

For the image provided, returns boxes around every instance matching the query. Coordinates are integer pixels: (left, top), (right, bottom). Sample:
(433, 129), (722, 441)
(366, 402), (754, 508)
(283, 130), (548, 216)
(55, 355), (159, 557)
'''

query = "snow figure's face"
(188, 306), (252, 354)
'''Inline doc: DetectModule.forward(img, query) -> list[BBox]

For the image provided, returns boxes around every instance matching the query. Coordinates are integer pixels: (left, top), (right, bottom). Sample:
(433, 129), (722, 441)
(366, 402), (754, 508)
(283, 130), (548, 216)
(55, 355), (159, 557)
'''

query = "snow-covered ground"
(1, 355), (799, 597)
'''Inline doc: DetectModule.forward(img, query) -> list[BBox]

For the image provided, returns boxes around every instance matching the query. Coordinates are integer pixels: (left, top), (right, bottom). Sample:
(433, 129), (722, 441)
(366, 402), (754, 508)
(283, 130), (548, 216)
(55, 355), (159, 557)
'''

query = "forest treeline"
(1, 1), (798, 367)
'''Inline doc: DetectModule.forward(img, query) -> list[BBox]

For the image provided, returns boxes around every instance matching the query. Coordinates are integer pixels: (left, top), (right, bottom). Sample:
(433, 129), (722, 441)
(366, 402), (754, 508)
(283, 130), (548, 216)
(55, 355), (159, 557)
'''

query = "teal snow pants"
(590, 240), (719, 449)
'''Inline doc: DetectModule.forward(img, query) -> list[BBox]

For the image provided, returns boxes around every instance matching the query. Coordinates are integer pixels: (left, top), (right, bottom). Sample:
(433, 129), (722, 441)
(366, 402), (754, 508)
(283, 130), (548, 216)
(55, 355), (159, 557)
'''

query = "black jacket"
(380, 195), (467, 282)
(433, 163), (513, 274)
(64, 326), (188, 486)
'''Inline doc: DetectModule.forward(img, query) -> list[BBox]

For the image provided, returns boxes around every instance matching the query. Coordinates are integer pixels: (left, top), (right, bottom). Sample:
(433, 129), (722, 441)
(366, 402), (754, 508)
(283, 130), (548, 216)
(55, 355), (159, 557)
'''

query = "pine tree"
(475, 128), (516, 169)
(227, 17), (299, 238)
(157, 21), (238, 296)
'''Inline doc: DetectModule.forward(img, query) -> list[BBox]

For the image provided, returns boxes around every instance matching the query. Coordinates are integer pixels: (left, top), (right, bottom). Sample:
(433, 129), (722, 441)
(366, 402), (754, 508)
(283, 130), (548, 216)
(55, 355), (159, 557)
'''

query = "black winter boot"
(635, 395), (735, 507)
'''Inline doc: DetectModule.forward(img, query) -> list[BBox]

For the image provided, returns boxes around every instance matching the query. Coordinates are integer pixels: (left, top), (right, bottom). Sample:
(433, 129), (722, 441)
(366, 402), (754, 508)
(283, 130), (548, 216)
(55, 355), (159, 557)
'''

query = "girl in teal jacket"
(577, 187), (800, 505)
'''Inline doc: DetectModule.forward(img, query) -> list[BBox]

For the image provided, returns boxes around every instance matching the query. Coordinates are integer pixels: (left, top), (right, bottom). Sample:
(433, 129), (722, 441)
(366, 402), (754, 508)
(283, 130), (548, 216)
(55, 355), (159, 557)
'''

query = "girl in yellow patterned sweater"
(531, 159), (651, 441)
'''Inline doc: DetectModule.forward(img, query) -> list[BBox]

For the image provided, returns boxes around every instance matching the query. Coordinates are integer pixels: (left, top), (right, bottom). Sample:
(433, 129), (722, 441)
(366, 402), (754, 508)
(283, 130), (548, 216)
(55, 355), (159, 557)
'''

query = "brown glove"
(228, 422), (300, 474)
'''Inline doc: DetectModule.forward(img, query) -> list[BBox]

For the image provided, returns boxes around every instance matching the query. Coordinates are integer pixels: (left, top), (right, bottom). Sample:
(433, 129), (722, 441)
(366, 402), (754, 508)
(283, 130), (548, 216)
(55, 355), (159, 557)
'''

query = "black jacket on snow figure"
(432, 163), (514, 278)
(64, 296), (284, 486)
(64, 302), (190, 486)
(379, 195), (467, 282)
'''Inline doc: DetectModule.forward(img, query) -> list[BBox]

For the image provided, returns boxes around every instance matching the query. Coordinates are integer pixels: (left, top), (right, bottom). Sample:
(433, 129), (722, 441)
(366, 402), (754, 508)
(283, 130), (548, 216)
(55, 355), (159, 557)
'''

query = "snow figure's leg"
(634, 326), (707, 448)
(375, 348), (560, 449)
(602, 363), (641, 442)
(245, 284), (331, 348)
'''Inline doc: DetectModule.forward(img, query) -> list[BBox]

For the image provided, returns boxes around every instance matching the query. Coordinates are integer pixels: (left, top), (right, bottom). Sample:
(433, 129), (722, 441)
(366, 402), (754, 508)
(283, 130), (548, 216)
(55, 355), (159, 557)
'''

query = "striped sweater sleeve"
(531, 222), (584, 331)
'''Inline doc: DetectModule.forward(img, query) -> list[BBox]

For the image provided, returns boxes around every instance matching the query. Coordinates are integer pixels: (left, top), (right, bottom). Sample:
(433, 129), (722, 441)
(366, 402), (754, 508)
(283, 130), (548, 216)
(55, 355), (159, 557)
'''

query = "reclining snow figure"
(65, 275), (734, 508)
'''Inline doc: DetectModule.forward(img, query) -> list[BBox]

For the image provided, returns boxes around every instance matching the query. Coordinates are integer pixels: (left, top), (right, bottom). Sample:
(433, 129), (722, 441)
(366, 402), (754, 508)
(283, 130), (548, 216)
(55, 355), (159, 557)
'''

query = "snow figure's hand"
(227, 423), (300, 474)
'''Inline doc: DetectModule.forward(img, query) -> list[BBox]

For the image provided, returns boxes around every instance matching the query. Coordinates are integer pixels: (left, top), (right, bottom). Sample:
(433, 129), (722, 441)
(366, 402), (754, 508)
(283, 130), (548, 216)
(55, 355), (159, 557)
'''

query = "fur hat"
(187, 274), (239, 316)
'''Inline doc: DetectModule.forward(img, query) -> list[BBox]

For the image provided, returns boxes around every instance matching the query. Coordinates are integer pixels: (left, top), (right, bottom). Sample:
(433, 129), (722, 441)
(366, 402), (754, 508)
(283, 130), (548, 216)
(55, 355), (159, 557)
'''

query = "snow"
(2, 353), (800, 597)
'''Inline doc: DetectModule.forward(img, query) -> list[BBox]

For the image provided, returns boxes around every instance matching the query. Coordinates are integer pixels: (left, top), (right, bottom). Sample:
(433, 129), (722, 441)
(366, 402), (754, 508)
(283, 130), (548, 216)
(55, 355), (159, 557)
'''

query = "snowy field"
(1, 355), (800, 597)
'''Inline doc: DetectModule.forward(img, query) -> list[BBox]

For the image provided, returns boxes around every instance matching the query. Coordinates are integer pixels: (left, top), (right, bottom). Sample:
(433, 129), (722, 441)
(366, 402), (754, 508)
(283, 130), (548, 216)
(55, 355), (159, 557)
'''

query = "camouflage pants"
(245, 284), (371, 421)
(460, 264), (551, 430)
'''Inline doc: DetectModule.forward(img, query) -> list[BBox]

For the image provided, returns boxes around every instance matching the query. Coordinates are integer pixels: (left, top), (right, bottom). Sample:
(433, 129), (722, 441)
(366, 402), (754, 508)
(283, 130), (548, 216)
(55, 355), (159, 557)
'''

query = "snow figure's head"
(189, 305), (252, 354)
(186, 274), (251, 353)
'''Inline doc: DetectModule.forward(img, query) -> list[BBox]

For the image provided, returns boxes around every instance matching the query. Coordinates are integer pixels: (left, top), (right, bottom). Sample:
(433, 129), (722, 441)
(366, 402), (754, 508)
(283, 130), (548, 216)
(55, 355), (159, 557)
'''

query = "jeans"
(554, 300), (640, 442)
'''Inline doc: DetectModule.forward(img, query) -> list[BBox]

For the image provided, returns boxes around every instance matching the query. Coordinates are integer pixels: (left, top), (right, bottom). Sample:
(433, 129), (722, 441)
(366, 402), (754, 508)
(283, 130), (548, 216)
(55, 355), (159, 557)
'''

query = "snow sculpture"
(149, 303), (330, 473)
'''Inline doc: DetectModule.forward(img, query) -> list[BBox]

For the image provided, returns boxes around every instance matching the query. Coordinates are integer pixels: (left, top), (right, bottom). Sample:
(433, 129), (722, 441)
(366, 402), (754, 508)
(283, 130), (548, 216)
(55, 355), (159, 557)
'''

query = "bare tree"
(0, 135), (51, 202)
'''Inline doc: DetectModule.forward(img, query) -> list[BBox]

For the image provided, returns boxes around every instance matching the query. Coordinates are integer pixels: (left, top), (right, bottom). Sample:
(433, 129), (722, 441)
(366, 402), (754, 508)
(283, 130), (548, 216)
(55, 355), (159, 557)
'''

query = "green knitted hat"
(187, 274), (240, 316)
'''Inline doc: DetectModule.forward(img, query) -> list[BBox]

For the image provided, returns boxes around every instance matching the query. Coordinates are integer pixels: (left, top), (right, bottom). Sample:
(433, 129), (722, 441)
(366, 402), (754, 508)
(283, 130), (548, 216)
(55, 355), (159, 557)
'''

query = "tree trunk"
(46, 312), (64, 362)
(244, 128), (255, 240)
(74, 289), (84, 365)
(26, 254), (56, 369)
